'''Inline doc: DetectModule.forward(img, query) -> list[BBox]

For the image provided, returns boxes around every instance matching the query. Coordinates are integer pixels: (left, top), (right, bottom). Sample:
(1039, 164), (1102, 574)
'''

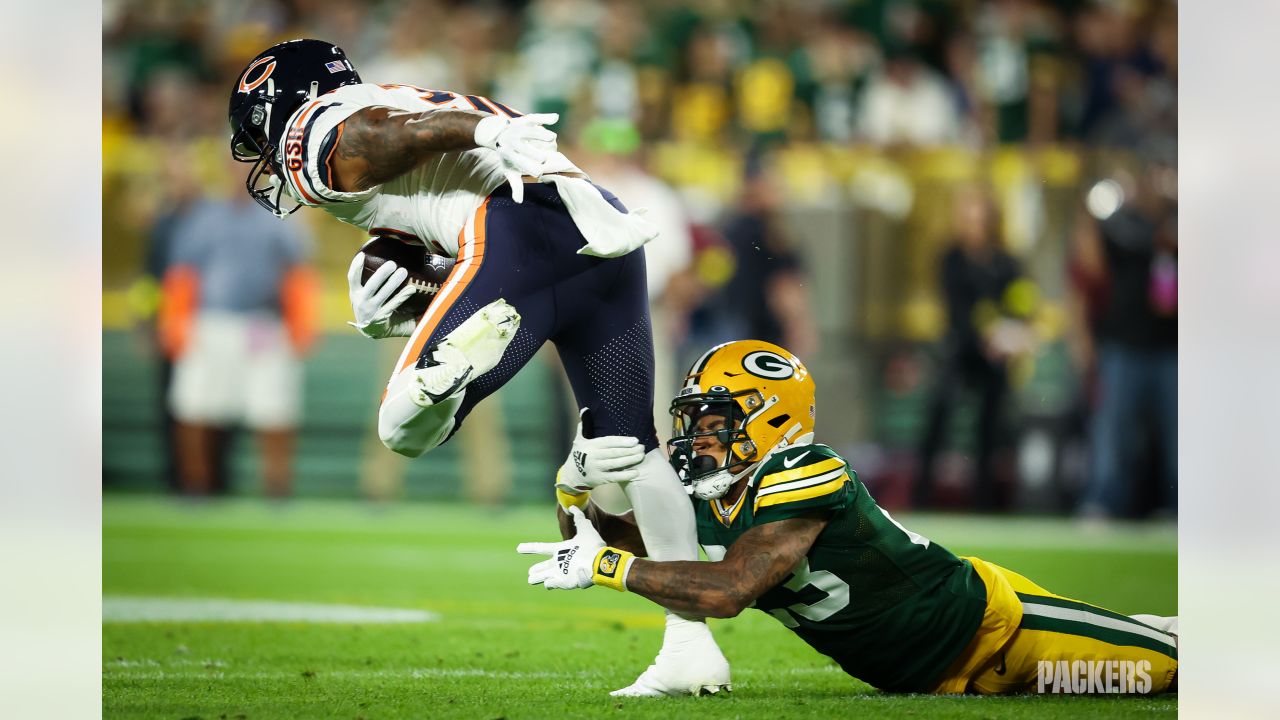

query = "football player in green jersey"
(520, 340), (1178, 695)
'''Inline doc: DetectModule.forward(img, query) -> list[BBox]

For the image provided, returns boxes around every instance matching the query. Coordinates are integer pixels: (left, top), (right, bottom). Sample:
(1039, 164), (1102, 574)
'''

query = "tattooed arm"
(329, 107), (485, 192)
(624, 513), (829, 618)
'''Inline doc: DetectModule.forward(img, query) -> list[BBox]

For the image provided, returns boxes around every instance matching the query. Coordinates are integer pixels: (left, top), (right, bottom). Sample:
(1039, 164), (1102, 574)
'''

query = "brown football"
(359, 236), (456, 317)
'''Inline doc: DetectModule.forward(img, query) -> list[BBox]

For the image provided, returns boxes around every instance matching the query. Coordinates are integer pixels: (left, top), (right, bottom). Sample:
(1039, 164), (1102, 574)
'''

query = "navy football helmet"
(228, 39), (362, 217)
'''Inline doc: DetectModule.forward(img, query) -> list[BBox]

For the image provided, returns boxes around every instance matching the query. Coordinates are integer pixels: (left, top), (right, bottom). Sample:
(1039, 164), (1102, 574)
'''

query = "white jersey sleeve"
(277, 91), (374, 207)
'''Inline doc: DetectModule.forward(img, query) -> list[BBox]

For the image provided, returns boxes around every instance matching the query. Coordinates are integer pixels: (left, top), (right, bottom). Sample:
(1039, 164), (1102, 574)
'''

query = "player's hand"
(556, 408), (645, 493)
(519, 506), (606, 590)
(540, 175), (658, 258)
(474, 113), (559, 204)
(346, 252), (419, 339)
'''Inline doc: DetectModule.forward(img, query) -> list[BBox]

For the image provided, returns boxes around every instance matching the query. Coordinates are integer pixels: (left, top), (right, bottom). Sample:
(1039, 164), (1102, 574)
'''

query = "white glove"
(542, 175), (658, 258)
(519, 506), (606, 590)
(556, 408), (646, 493)
(474, 113), (559, 204)
(346, 253), (419, 339)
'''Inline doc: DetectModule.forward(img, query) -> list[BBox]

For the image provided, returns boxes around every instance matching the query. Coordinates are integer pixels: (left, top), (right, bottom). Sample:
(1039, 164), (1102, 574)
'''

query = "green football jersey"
(694, 443), (987, 692)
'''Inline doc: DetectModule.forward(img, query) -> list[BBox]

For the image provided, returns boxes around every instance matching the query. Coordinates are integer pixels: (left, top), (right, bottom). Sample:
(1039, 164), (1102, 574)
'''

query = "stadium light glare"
(1085, 179), (1125, 220)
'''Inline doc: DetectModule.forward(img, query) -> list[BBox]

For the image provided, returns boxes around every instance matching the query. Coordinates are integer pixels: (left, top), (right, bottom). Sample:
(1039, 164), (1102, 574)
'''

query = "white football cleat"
(411, 299), (520, 407)
(610, 666), (731, 698)
(1130, 614), (1179, 637)
(610, 617), (731, 698)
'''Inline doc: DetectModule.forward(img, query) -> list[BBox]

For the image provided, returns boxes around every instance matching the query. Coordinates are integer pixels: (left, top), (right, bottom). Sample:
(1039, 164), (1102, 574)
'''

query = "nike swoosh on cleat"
(782, 451), (811, 469)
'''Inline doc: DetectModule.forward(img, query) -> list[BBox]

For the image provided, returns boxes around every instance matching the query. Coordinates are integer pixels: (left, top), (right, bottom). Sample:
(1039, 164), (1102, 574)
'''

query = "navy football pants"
(388, 182), (659, 451)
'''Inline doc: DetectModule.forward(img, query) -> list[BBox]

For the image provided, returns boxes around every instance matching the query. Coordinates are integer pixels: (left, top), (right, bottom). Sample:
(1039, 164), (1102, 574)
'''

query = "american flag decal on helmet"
(325, 60), (347, 74)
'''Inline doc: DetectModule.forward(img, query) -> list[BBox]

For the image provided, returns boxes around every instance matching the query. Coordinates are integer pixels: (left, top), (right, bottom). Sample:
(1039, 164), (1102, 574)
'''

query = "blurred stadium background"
(102, 0), (1177, 515)
(101, 1), (1178, 715)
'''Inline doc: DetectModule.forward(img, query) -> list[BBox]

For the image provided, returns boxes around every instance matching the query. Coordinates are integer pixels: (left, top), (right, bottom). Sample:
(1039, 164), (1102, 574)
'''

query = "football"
(359, 235), (456, 317)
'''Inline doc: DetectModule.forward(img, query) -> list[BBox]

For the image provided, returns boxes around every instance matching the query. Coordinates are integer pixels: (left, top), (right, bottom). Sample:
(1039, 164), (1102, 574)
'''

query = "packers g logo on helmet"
(667, 340), (816, 499)
(742, 350), (795, 379)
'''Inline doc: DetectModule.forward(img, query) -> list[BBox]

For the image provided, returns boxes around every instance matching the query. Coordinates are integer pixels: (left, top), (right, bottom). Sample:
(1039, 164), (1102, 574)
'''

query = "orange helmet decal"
(238, 56), (277, 93)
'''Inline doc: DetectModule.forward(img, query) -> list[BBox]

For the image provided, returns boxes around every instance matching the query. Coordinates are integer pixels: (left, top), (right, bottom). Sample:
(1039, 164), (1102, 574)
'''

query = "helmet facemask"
(667, 390), (763, 500)
(228, 92), (301, 218)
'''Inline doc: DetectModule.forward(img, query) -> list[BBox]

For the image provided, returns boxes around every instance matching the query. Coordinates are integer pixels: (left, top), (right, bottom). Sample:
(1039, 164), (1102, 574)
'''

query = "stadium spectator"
(1073, 152), (1178, 521)
(915, 186), (1036, 511)
(856, 45), (966, 147)
(137, 146), (204, 493)
(158, 160), (319, 498)
(716, 154), (817, 359)
(968, 0), (1067, 145)
(360, 0), (460, 90)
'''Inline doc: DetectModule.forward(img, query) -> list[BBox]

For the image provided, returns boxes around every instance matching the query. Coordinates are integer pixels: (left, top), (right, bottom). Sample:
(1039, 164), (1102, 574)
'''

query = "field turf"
(103, 496), (1177, 719)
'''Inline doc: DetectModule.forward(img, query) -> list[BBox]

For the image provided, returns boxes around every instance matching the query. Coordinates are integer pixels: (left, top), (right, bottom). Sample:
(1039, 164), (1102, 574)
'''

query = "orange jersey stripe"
(395, 199), (490, 375)
(287, 100), (325, 205)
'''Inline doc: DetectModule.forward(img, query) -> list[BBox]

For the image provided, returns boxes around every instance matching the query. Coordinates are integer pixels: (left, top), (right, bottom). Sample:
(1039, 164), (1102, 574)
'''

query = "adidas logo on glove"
(556, 547), (577, 574)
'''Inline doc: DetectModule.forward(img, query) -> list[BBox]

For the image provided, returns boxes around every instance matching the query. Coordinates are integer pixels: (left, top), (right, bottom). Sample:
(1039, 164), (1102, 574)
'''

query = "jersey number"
(765, 557), (850, 629)
(762, 510), (928, 629)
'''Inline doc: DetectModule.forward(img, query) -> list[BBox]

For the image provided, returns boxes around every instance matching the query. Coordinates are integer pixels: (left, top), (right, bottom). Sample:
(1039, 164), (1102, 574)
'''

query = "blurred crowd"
(103, 0), (1177, 522)
(104, 0), (1175, 151)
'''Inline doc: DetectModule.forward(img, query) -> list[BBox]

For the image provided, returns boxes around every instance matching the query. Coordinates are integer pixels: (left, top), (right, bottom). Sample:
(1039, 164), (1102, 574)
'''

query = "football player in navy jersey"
(227, 39), (728, 696)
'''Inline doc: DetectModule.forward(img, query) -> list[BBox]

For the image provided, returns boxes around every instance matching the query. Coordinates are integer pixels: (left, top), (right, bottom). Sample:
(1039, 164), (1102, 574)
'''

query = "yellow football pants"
(932, 556), (1178, 695)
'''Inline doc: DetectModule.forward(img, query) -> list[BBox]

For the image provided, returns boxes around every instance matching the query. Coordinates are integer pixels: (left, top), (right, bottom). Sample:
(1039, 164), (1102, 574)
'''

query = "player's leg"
(967, 560), (1177, 695)
(552, 244), (729, 697)
(1150, 348), (1178, 514)
(1081, 344), (1144, 518)
(973, 362), (1008, 510)
(170, 311), (243, 494)
(378, 195), (553, 457)
(244, 312), (302, 498)
(915, 358), (959, 509)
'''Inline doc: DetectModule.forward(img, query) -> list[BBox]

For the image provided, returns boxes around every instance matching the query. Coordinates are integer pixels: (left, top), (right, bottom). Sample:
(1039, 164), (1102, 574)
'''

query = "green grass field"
(103, 496), (1177, 719)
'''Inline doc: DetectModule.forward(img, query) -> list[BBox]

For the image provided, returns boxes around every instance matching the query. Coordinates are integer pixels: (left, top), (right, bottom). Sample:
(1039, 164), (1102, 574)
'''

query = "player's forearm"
(624, 559), (755, 618)
(612, 515), (827, 617)
(334, 107), (485, 191)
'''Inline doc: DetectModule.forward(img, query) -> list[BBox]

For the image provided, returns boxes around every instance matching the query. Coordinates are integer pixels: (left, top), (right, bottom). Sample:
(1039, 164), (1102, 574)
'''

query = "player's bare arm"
(626, 514), (829, 618)
(558, 503), (647, 556)
(331, 107), (485, 192)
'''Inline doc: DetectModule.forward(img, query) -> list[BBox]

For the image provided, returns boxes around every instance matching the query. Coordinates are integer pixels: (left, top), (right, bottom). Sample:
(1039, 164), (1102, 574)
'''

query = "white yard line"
(102, 597), (438, 624)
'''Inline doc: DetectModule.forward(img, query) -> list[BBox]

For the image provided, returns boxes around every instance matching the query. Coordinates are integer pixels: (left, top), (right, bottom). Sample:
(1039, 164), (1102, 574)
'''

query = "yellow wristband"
(554, 468), (590, 510)
(592, 546), (635, 592)
(556, 487), (590, 511)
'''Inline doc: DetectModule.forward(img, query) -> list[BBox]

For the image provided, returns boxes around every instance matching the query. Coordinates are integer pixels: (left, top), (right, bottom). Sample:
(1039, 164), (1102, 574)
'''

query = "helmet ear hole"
(766, 413), (791, 429)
